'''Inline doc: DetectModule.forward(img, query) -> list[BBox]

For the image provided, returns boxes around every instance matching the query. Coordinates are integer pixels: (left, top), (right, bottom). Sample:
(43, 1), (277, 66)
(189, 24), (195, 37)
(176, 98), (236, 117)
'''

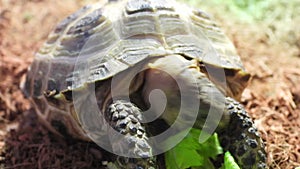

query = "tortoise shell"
(23, 0), (249, 101)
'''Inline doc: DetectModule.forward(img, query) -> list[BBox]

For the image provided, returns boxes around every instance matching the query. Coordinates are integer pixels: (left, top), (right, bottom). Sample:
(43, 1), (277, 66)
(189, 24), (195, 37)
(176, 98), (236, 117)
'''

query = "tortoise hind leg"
(218, 97), (267, 169)
(106, 100), (156, 169)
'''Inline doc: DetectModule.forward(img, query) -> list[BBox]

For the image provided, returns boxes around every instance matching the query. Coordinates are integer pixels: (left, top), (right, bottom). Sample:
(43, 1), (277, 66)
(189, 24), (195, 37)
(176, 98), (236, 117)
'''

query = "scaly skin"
(218, 97), (267, 169)
(106, 100), (156, 169)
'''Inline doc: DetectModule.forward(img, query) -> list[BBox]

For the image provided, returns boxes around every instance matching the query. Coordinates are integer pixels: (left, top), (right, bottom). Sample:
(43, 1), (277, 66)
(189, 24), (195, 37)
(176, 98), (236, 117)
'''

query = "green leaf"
(165, 145), (204, 169)
(197, 132), (223, 159)
(223, 151), (240, 169)
(165, 128), (223, 169)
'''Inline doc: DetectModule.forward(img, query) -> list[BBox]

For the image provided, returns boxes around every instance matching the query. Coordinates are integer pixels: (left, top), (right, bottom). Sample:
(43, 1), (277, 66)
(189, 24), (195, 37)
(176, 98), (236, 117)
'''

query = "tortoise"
(22, 0), (267, 168)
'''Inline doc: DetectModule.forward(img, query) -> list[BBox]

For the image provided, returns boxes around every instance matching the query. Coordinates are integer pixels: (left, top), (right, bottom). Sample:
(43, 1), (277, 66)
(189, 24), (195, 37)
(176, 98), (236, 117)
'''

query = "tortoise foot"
(218, 97), (267, 169)
(106, 100), (156, 169)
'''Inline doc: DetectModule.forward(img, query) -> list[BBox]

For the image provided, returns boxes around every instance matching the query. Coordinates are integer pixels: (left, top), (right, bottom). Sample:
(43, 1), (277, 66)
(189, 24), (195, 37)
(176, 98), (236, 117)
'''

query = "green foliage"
(213, 0), (270, 22)
(164, 128), (242, 169)
(221, 151), (240, 169)
(165, 129), (224, 169)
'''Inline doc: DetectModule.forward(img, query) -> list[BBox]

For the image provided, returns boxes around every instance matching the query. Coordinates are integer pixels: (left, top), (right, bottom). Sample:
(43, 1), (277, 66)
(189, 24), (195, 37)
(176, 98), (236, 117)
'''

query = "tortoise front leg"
(217, 97), (267, 169)
(191, 72), (267, 169)
(142, 55), (267, 168)
(106, 100), (156, 169)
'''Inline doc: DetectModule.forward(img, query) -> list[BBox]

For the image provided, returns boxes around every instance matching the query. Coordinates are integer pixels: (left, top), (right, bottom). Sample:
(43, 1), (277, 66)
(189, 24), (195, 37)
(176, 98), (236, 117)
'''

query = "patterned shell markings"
(23, 0), (246, 102)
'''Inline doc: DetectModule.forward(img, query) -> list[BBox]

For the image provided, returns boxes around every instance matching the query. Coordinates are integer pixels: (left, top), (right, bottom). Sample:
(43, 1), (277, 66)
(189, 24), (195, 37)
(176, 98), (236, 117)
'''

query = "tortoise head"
(200, 63), (251, 101)
(225, 69), (251, 100)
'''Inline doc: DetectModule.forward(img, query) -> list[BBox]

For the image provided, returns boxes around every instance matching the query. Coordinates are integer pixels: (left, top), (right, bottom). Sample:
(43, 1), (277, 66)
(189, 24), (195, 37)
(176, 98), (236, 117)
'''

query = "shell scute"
(45, 59), (76, 93)
(32, 60), (50, 97)
(67, 8), (104, 35)
(125, 0), (173, 14)
(55, 5), (92, 34)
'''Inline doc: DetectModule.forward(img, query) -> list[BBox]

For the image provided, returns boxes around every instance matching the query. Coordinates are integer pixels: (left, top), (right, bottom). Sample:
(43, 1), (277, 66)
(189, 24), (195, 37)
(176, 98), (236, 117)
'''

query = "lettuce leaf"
(165, 128), (223, 169)
(222, 151), (240, 169)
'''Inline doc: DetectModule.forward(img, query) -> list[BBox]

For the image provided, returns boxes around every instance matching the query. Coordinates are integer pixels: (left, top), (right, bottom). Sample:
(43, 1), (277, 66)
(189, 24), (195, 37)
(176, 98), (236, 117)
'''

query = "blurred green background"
(180, 0), (299, 52)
